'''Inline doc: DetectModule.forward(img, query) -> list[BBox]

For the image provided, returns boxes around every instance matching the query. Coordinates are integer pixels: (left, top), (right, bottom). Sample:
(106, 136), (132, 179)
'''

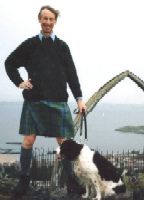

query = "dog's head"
(60, 139), (83, 160)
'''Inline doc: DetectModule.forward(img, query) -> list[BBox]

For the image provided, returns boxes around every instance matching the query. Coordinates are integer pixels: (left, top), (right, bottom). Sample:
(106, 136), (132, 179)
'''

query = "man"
(5, 5), (86, 197)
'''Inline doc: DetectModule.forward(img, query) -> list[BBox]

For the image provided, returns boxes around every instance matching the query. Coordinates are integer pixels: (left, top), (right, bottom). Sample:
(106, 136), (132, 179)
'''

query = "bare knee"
(56, 137), (65, 145)
(22, 135), (36, 149)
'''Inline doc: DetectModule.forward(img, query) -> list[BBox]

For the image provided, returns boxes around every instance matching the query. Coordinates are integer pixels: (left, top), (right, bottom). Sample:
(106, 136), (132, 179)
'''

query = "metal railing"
(30, 148), (144, 190)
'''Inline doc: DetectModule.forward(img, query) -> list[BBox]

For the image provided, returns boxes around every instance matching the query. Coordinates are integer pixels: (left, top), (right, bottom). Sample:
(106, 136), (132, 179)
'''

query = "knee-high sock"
(61, 157), (74, 178)
(20, 146), (32, 176)
(61, 157), (85, 194)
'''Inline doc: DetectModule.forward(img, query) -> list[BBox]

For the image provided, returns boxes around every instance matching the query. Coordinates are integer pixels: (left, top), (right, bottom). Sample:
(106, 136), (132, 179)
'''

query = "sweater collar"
(39, 31), (56, 42)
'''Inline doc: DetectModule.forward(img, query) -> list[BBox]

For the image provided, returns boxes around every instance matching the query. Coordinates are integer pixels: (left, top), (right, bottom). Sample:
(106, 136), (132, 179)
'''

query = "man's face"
(39, 9), (56, 36)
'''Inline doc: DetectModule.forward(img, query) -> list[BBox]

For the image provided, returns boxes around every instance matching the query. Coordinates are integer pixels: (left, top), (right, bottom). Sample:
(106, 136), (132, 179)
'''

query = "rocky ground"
(1, 153), (144, 200)
(0, 178), (136, 200)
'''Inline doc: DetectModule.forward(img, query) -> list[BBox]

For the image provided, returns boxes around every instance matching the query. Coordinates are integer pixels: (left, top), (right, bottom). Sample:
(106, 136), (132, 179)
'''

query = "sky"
(1, 0), (144, 104)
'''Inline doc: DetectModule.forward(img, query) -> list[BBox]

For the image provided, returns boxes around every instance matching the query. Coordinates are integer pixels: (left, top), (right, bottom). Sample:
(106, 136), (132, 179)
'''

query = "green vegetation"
(124, 173), (144, 190)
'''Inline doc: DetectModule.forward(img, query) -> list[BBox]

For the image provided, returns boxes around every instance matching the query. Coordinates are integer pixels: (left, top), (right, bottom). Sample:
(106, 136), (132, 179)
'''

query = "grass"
(124, 173), (144, 190)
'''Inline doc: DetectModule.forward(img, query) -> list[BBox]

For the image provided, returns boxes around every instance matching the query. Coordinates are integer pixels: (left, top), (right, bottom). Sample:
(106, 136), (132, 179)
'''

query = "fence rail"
(1, 148), (144, 191)
(1, 148), (144, 199)
(30, 148), (144, 189)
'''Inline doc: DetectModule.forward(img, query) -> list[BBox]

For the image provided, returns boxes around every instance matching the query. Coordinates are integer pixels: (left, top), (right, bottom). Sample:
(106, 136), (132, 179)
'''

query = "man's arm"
(5, 40), (30, 87)
(62, 43), (82, 99)
(62, 42), (86, 112)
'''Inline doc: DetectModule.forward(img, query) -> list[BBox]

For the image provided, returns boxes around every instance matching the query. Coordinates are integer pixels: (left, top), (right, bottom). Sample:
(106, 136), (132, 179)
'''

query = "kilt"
(19, 101), (74, 138)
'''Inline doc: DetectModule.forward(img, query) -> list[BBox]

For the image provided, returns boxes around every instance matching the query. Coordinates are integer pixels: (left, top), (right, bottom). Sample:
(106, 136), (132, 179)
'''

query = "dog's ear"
(60, 139), (83, 160)
(60, 140), (74, 160)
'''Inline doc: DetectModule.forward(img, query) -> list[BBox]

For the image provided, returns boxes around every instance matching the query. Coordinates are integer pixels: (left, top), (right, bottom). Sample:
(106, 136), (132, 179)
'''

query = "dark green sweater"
(5, 35), (82, 102)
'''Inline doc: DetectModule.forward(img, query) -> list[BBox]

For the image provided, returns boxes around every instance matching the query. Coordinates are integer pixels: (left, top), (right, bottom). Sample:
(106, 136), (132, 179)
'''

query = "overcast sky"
(1, 0), (144, 104)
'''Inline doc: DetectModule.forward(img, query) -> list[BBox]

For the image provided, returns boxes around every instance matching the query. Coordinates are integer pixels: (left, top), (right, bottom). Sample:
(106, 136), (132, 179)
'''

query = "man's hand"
(19, 79), (33, 90)
(77, 99), (87, 113)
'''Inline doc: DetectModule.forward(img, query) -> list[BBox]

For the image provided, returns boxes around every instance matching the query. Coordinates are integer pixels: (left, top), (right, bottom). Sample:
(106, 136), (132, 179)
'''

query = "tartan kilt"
(19, 101), (74, 138)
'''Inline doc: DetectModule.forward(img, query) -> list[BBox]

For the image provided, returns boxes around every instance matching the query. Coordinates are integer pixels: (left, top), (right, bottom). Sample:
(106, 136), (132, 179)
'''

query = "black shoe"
(12, 175), (30, 197)
(66, 176), (85, 195)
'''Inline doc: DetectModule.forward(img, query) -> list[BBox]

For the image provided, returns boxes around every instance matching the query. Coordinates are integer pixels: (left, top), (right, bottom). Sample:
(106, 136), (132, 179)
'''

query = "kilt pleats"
(19, 101), (74, 138)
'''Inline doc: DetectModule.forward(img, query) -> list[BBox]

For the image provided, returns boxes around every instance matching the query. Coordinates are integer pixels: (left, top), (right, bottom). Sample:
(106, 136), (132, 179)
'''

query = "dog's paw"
(92, 195), (101, 200)
(82, 193), (88, 198)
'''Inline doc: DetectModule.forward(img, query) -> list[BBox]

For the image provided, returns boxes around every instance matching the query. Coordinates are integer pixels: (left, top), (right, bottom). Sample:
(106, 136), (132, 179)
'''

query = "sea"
(0, 102), (144, 154)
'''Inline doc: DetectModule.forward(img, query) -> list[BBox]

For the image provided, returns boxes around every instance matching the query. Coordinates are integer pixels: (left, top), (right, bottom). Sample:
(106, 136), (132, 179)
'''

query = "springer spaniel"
(59, 139), (126, 200)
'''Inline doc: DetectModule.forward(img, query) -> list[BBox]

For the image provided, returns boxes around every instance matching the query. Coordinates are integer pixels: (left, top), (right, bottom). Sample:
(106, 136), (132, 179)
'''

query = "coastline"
(0, 154), (19, 164)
